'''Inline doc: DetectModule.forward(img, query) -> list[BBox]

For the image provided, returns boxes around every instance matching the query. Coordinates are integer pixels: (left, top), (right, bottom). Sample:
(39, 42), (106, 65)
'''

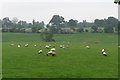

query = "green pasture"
(2, 33), (118, 78)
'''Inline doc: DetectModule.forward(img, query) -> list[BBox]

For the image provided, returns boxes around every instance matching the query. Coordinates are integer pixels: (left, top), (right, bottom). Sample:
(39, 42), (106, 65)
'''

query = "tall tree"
(68, 19), (78, 27)
(49, 15), (65, 27)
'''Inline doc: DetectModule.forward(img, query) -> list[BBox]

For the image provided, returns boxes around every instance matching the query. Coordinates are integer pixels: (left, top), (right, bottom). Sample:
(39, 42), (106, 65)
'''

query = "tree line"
(0, 15), (119, 33)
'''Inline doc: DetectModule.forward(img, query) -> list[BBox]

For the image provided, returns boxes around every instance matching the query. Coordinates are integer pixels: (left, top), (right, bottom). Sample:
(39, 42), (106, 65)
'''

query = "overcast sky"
(0, 0), (118, 23)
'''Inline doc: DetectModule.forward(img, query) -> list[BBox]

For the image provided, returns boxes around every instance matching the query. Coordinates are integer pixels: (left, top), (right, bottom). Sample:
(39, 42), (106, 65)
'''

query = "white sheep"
(10, 43), (14, 46)
(38, 50), (42, 54)
(25, 44), (28, 47)
(62, 46), (65, 49)
(34, 44), (37, 47)
(60, 45), (63, 48)
(45, 45), (50, 49)
(46, 50), (56, 56)
(102, 48), (107, 56)
(102, 52), (107, 56)
(18, 45), (21, 48)
(51, 48), (56, 51)
(85, 46), (90, 49)
(46, 50), (53, 56)
(52, 51), (56, 56)
(102, 48), (105, 53)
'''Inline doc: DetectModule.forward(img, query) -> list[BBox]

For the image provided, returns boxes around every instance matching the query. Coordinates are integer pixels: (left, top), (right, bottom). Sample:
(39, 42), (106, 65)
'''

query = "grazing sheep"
(102, 48), (105, 53)
(60, 45), (63, 48)
(38, 50), (42, 54)
(34, 44), (37, 47)
(45, 45), (50, 49)
(46, 49), (56, 56)
(51, 48), (56, 51)
(18, 44), (21, 48)
(102, 52), (107, 56)
(85, 46), (90, 49)
(10, 44), (14, 46)
(52, 51), (56, 56)
(102, 48), (107, 56)
(25, 44), (28, 47)
(60, 45), (65, 49)
(46, 50), (53, 56)
(62, 46), (65, 49)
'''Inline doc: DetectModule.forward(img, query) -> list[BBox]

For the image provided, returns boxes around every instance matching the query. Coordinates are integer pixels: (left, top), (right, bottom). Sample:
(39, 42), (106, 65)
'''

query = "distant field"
(2, 32), (118, 78)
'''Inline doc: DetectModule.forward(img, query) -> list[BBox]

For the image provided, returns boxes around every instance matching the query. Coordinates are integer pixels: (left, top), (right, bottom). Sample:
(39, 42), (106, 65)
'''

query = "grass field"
(2, 32), (118, 78)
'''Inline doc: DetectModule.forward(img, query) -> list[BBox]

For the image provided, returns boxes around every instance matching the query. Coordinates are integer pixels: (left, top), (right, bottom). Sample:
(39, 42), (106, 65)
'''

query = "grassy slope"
(2, 33), (118, 78)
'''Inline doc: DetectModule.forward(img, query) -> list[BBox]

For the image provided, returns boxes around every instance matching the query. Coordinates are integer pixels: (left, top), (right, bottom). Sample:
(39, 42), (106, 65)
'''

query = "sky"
(0, 0), (118, 24)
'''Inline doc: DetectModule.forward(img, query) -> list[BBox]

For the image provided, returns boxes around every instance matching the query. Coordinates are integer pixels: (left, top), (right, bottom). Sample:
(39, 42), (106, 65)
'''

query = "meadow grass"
(2, 32), (118, 78)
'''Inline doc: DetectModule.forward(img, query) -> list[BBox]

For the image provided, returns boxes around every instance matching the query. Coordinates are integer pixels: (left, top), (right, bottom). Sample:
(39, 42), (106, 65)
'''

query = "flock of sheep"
(9, 42), (111, 57)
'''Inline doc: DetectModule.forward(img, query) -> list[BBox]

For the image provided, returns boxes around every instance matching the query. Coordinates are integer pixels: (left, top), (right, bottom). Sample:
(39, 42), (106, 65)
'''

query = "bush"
(40, 29), (54, 42)
(104, 27), (114, 33)
(77, 27), (84, 33)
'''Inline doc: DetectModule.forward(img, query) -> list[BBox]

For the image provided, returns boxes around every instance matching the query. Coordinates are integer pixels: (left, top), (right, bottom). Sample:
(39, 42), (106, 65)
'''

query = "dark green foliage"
(49, 15), (65, 27)
(91, 26), (98, 33)
(49, 26), (61, 34)
(77, 27), (84, 33)
(41, 29), (54, 42)
(104, 26), (114, 33)
(68, 19), (78, 27)
(85, 29), (89, 32)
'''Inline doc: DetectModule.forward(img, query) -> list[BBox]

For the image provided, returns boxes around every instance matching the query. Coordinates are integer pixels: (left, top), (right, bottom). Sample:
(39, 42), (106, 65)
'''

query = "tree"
(105, 17), (118, 27)
(32, 20), (44, 33)
(12, 17), (18, 24)
(68, 19), (78, 27)
(2, 17), (12, 32)
(49, 26), (60, 34)
(77, 27), (84, 33)
(41, 29), (55, 42)
(49, 15), (65, 27)
(91, 25), (98, 33)
(94, 19), (105, 27)
(104, 26), (114, 33)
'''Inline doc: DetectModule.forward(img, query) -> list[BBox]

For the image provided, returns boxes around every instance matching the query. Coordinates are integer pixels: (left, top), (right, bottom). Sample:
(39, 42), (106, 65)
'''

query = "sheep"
(60, 45), (65, 49)
(34, 44), (37, 47)
(51, 48), (56, 51)
(45, 45), (50, 49)
(102, 48), (107, 56)
(102, 48), (105, 53)
(60, 45), (63, 48)
(25, 44), (28, 47)
(85, 46), (90, 49)
(62, 46), (65, 49)
(102, 52), (107, 56)
(10, 43), (14, 46)
(46, 49), (56, 56)
(52, 51), (56, 56)
(18, 44), (21, 48)
(46, 50), (53, 56)
(38, 50), (42, 54)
